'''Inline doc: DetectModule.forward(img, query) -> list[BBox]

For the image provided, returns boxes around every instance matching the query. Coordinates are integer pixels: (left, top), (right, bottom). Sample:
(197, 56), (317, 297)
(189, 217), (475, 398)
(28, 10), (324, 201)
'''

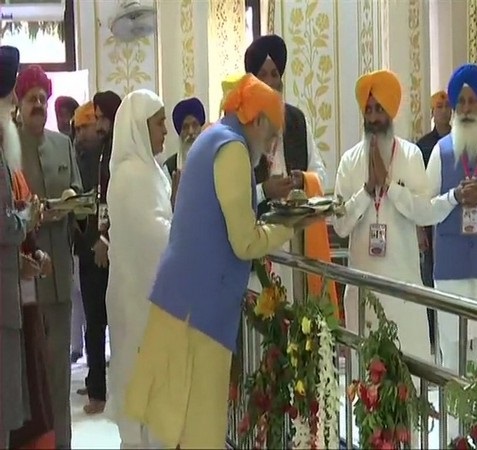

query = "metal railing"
(227, 250), (477, 449)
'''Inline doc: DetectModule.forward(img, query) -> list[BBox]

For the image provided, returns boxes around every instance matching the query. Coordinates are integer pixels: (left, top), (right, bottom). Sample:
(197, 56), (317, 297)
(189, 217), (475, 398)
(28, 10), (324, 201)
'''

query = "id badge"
(98, 203), (109, 232)
(462, 207), (477, 235)
(369, 223), (387, 257)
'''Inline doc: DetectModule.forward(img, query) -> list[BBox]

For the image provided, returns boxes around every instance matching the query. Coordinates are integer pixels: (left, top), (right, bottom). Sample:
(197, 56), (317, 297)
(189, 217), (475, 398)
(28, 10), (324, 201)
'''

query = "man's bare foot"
(76, 387), (87, 396)
(83, 399), (106, 415)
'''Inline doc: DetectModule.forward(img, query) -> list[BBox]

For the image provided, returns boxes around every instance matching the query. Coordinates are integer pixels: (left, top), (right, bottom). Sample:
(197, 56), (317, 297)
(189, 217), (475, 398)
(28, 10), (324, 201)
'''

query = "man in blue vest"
(426, 64), (477, 378)
(124, 74), (322, 449)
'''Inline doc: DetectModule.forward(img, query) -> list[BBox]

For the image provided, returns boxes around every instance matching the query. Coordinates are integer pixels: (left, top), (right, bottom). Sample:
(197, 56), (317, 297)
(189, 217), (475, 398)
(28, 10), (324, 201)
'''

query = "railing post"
(458, 316), (468, 436)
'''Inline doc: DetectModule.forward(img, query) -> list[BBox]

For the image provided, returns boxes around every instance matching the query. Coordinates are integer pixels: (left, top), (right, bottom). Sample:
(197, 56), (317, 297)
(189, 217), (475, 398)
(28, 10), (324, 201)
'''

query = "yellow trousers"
(125, 304), (232, 449)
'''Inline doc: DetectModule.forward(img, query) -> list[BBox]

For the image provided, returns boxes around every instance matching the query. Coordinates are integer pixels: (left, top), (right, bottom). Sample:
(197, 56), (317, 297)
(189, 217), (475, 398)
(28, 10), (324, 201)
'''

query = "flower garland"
(446, 361), (477, 449)
(237, 258), (340, 449)
(347, 291), (435, 449)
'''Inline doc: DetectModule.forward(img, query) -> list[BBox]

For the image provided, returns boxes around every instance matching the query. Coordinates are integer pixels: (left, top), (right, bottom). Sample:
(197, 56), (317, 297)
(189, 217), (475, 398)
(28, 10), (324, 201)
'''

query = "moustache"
(184, 135), (196, 143)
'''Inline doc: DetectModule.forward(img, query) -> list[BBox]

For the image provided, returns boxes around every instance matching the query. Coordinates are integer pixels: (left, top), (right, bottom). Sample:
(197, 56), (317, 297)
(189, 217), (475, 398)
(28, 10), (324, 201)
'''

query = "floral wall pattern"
(469, 0), (477, 63)
(180, 0), (195, 97)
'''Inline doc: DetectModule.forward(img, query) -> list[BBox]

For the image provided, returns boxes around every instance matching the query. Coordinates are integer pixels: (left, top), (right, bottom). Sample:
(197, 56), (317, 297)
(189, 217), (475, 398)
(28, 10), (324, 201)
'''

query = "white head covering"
(110, 88), (165, 172)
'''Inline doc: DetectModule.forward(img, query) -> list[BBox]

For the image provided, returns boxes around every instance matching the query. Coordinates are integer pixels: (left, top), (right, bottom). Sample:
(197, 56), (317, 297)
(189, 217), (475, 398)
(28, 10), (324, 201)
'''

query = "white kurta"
(334, 138), (436, 362)
(249, 120), (326, 301)
(106, 90), (172, 448)
(426, 142), (477, 372)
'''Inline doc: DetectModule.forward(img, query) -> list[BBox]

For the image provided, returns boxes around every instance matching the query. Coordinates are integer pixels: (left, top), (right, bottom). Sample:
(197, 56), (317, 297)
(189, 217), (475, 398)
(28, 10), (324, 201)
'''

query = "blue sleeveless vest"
(434, 134), (477, 280)
(149, 115), (257, 352)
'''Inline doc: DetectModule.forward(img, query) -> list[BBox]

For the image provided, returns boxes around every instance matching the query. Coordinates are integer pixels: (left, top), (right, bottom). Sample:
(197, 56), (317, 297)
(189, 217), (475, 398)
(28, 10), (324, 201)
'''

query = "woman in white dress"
(106, 89), (172, 449)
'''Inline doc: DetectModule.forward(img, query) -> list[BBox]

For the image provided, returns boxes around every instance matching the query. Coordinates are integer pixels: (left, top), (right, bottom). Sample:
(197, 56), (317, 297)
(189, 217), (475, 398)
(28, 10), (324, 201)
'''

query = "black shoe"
(71, 351), (83, 363)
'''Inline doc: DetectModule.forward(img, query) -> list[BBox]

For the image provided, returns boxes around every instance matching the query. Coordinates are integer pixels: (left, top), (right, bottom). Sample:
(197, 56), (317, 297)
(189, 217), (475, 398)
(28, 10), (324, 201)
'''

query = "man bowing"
(125, 74), (324, 449)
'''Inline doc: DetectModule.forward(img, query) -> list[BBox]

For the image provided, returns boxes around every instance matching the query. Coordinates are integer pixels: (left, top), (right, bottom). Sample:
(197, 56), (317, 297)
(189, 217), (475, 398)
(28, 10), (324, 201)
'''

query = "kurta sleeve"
(305, 118), (327, 187)
(333, 154), (373, 238)
(214, 141), (294, 260)
(68, 139), (83, 194)
(386, 144), (456, 226)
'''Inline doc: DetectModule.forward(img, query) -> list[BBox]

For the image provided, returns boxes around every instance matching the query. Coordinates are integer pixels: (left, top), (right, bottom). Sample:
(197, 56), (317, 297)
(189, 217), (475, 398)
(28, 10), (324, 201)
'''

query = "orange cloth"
(431, 90), (448, 109)
(303, 172), (340, 319)
(222, 74), (284, 131)
(12, 169), (32, 203)
(355, 70), (402, 119)
(73, 101), (96, 128)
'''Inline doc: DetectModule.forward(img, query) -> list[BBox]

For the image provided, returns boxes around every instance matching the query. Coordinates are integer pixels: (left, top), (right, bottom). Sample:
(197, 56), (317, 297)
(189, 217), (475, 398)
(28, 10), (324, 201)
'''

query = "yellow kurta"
(124, 141), (294, 449)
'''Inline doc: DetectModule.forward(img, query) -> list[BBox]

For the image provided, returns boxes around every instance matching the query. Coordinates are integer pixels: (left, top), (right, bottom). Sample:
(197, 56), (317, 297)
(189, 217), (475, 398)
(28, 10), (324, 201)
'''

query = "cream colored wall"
(74, 0), (473, 189)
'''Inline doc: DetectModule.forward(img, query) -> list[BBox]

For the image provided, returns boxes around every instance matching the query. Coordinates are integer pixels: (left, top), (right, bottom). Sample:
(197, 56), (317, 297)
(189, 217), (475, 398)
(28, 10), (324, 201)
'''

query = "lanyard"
(373, 139), (397, 221)
(462, 153), (477, 179)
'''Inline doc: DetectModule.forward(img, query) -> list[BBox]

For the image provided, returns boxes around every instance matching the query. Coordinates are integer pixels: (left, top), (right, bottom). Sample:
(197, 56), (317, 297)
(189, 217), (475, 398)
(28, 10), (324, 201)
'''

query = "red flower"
(370, 428), (383, 448)
(397, 383), (409, 402)
(359, 383), (380, 412)
(309, 398), (319, 415)
(287, 404), (298, 420)
(252, 391), (271, 413)
(455, 437), (470, 450)
(395, 425), (410, 443)
(379, 441), (395, 450)
(229, 383), (239, 403)
(238, 414), (250, 435)
(369, 358), (387, 384)
(266, 345), (281, 371)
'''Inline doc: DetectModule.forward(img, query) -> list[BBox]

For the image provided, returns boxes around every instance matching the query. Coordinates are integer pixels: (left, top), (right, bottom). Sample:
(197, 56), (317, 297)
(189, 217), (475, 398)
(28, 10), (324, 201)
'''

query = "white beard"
(363, 127), (395, 166)
(451, 114), (477, 163)
(0, 99), (22, 172)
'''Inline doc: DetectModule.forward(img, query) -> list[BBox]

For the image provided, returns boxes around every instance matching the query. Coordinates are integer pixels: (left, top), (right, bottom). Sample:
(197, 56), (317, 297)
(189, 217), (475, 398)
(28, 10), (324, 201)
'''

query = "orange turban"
(431, 90), (448, 109)
(355, 70), (402, 119)
(73, 101), (96, 127)
(223, 73), (284, 131)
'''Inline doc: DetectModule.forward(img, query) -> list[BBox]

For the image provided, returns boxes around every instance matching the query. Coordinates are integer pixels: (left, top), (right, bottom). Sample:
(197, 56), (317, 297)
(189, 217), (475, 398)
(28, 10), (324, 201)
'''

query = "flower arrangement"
(446, 361), (477, 449)
(347, 292), (435, 449)
(237, 258), (340, 449)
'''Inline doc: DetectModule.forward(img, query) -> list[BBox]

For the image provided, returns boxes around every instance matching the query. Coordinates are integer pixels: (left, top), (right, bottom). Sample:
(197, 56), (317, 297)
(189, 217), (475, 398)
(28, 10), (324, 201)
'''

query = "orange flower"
(254, 285), (284, 319)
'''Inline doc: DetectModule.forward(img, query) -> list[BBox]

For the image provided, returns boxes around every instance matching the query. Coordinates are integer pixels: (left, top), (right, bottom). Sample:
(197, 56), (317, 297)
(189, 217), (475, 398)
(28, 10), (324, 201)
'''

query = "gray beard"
(0, 100), (22, 171)
(452, 115), (477, 163)
(363, 126), (395, 165)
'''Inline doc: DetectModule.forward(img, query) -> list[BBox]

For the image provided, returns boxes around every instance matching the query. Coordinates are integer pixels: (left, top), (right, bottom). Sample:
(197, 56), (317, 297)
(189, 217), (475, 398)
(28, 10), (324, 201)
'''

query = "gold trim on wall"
(333, 0), (341, 166)
(408, 0), (423, 141)
(180, 0), (195, 97)
(267, 0), (276, 35)
(358, 0), (374, 75)
(468, 0), (477, 63)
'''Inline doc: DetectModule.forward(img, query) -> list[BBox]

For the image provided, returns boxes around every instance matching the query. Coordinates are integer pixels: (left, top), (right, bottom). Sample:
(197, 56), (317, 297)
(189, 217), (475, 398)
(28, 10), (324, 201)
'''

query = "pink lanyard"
(462, 153), (477, 179)
(373, 139), (397, 219)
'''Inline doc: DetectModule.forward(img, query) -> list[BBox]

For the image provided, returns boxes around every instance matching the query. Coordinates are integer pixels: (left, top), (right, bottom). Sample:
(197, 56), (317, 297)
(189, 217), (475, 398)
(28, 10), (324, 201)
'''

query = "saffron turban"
(355, 70), (402, 119)
(93, 90), (122, 123)
(447, 64), (477, 110)
(15, 65), (52, 101)
(74, 101), (96, 128)
(431, 90), (448, 109)
(223, 73), (284, 131)
(0, 46), (20, 99)
(172, 97), (206, 135)
(244, 34), (287, 77)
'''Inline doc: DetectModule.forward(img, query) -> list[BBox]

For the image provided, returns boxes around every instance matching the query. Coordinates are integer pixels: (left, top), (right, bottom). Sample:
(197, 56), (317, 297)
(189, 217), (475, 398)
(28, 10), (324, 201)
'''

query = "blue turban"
(0, 46), (20, 99)
(172, 97), (206, 135)
(447, 64), (477, 109)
